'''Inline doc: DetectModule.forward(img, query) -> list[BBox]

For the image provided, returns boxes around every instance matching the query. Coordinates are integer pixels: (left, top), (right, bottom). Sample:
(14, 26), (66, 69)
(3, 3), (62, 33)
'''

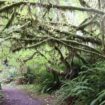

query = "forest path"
(2, 85), (44, 105)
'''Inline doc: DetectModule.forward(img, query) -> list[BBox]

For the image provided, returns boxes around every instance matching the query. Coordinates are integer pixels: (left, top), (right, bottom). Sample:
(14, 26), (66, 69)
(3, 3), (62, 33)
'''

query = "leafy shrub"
(39, 71), (61, 94)
(55, 61), (105, 105)
(0, 94), (3, 104)
(23, 72), (35, 84)
(0, 86), (4, 104)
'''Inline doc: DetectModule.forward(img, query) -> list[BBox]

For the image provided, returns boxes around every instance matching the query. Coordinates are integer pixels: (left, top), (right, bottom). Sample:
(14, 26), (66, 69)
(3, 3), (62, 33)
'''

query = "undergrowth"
(54, 60), (105, 105)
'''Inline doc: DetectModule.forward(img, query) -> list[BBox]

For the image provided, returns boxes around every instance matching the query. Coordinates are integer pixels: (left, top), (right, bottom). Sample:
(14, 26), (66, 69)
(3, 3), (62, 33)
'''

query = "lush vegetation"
(55, 61), (105, 105)
(0, 0), (105, 105)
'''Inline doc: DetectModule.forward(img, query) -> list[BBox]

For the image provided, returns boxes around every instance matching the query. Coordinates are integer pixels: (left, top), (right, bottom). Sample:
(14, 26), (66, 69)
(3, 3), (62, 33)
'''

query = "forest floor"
(18, 84), (55, 105)
(2, 85), (47, 105)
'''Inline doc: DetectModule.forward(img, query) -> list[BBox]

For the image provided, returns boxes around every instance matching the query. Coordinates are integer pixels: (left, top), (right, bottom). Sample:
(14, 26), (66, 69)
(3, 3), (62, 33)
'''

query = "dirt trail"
(2, 86), (44, 105)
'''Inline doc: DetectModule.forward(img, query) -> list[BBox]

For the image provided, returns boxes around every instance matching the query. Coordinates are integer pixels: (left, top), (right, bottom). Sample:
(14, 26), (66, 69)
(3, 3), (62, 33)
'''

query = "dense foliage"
(55, 61), (105, 105)
(0, 0), (105, 105)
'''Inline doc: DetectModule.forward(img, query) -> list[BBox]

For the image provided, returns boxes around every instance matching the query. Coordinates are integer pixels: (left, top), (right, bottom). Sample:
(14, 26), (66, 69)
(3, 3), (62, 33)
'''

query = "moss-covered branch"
(0, 1), (104, 15)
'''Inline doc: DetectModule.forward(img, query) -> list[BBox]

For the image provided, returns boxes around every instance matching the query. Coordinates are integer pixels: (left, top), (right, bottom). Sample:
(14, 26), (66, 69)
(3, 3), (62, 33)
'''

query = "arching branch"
(0, 1), (104, 15)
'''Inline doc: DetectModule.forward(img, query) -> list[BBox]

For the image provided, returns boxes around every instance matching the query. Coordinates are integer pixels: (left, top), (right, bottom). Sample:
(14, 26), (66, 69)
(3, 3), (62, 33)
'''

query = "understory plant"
(55, 60), (105, 105)
(39, 70), (61, 94)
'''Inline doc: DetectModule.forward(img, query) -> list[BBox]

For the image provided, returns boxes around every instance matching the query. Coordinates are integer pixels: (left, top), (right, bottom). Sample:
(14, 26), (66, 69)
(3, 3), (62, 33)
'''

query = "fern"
(90, 90), (105, 105)
(55, 61), (105, 105)
(55, 76), (94, 105)
(100, 100), (105, 105)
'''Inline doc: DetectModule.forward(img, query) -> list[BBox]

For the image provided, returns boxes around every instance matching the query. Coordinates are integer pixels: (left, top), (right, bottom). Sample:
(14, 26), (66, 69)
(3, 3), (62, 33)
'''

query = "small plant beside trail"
(0, 83), (4, 104)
